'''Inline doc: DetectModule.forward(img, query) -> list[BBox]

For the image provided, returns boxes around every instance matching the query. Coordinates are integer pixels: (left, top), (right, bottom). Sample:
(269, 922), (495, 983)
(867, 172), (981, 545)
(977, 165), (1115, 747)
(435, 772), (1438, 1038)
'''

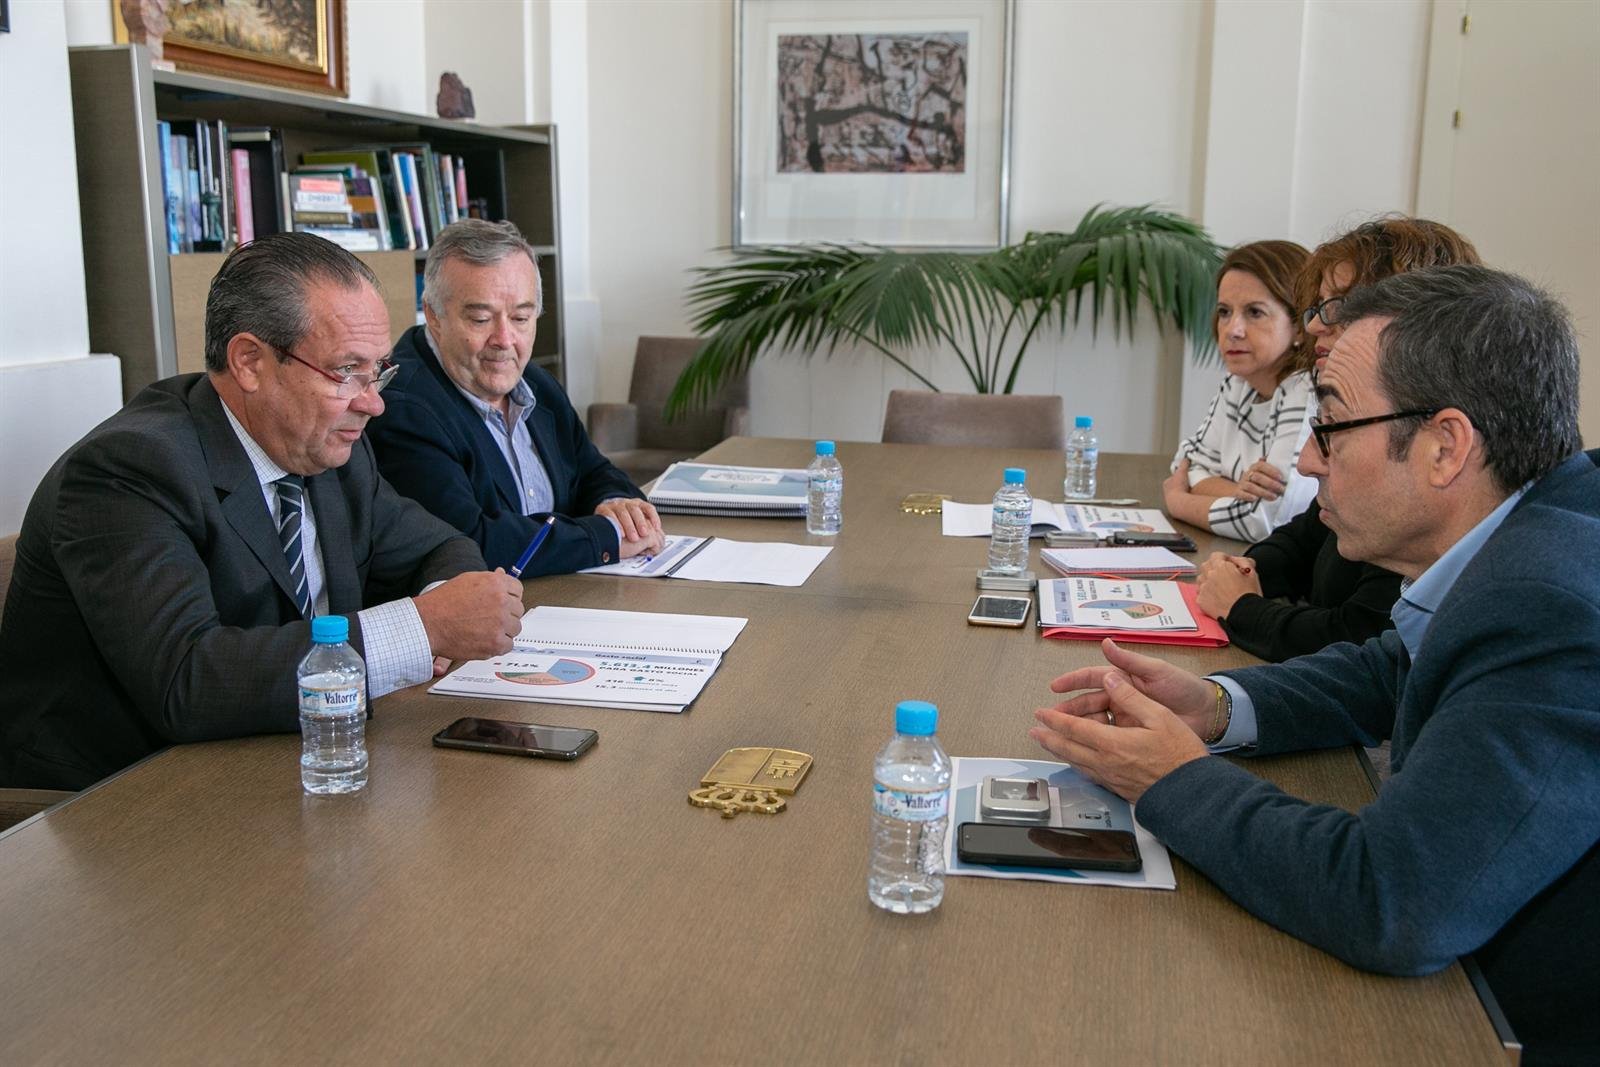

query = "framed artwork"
(734, 0), (1013, 251)
(114, 0), (348, 97)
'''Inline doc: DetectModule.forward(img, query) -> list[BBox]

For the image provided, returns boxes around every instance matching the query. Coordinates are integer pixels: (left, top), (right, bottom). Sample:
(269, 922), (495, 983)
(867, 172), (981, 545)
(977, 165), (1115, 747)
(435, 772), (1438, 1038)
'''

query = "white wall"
(422, 0), (529, 125)
(573, 0), (1432, 457)
(0, 0), (122, 535)
(346, 0), (428, 113)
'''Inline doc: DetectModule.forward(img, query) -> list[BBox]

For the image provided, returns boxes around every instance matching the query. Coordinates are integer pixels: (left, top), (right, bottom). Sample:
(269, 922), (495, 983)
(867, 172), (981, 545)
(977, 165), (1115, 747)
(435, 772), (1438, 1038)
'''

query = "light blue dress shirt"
(1210, 485), (1529, 749)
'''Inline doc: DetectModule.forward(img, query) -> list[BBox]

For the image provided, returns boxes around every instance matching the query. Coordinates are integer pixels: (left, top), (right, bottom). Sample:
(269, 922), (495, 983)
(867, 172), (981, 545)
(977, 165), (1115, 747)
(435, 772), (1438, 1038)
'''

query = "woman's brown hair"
(1216, 239), (1313, 380)
(1296, 216), (1481, 318)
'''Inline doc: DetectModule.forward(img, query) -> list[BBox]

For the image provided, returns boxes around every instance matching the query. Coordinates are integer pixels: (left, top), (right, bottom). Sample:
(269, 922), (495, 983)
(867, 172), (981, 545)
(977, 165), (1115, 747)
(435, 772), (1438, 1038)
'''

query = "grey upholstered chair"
(587, 337), (750, 486)
(880, 390), (1068, 450)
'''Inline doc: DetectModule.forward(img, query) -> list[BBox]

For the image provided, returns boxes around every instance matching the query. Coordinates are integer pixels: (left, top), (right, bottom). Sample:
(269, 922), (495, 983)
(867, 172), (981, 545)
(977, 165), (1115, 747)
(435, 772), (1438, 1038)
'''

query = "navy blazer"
(1138, 448), (1600, 1065)
(368, 325), (644, 574)
(0, 375), (483, 790)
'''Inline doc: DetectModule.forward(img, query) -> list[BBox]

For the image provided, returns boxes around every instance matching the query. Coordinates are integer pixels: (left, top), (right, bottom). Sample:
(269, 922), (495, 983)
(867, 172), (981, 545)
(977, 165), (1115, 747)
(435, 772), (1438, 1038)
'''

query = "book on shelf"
(157, 121), (182, 254)
(228, 126), (287, 237)
(230, 149), (255, 244)
(301, 148), (409, 250)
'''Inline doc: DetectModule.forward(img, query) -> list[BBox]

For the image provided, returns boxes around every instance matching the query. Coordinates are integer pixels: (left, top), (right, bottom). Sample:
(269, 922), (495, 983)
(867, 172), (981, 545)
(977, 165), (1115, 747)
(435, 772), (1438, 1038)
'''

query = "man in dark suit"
(1030, 266), (1598, 1065)
(0, 234), (524, 790)
(367, 219), (664, 576)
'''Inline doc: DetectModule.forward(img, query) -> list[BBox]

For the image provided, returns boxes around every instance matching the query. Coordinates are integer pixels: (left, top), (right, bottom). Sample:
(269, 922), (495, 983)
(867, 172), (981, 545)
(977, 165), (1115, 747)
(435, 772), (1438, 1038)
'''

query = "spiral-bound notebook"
(429, 607), (748, 712)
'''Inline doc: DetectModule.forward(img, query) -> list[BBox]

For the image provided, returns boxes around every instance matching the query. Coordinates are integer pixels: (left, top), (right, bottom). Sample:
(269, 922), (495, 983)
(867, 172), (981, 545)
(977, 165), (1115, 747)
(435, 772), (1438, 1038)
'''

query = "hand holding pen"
(509, 515), (557, 578)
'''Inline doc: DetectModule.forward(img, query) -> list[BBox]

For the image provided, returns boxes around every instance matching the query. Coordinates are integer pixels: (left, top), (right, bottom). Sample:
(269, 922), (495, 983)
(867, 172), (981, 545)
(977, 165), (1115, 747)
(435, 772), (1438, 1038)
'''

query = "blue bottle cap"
(1003, 467), (1026, 484)
(310, 615), (349, 644)
(815, 440), (836, 456)
(1075, 416), (1093, 428)
(895, 700), (938, 736)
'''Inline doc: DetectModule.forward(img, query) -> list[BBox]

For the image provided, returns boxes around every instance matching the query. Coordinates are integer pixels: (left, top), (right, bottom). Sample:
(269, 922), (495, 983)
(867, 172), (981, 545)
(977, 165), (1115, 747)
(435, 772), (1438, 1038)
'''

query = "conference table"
(0, 439), (1505, 1065)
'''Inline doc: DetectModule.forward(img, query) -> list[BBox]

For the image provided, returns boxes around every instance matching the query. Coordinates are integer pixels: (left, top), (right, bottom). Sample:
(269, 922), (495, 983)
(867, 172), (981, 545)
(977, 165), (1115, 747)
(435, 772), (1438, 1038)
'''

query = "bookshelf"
(67, 45), (565, 402)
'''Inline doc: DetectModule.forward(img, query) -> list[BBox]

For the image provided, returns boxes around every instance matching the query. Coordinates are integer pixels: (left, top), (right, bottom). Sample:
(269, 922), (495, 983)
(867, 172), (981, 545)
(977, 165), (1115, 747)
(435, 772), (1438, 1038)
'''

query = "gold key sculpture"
(689, 747), (814, 819)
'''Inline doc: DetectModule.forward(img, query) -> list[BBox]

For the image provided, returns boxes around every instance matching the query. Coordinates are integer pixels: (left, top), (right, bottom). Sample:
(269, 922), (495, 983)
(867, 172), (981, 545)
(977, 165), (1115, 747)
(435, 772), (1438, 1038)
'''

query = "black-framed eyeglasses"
(1302, 295), (1346, 329)
(275, 345), (398, 399)
(1309, 409), (1439, 458)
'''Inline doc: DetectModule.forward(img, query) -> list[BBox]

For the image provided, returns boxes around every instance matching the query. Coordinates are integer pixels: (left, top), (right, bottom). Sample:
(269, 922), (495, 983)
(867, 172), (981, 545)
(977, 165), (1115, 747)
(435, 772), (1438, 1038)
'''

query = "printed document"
(941, 500), (1177, 538)
(429, 607), (747, 713)
(1038, 577), (1199, 631)
(581, 534), (831, 587)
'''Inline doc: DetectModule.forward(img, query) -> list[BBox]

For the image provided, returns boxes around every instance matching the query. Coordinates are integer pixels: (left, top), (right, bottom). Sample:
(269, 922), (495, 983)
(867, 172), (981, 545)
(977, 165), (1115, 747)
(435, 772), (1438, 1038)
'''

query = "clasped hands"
(596, 498), (666, 559)
(1030, 639), (1212, 802)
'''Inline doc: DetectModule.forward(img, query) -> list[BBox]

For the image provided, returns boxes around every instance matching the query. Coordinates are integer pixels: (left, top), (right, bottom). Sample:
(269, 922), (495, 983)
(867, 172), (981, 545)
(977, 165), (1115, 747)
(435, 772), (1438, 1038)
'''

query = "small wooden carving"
(437, 72), (476, 121)
(120, 0), (170, 63)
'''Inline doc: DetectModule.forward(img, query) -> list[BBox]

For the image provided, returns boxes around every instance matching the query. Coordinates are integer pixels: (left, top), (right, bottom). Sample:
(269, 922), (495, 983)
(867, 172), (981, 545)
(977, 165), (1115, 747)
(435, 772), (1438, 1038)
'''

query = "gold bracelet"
(1204, 681), (1232, 745)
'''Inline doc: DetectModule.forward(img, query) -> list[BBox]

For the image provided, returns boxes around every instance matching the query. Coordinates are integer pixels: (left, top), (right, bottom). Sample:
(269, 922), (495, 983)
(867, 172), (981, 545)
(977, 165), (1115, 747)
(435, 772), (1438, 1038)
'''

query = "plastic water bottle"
(806, 440), (843, 535)
(298, 615), (368, 795)
(986, 467), (1032, 576)
(1064, 416), (1100, 500)
(868, 700), (952, 914)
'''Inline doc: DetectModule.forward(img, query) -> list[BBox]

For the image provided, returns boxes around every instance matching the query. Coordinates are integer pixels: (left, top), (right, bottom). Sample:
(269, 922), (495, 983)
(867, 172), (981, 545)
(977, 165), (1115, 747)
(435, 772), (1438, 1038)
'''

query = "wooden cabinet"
(68, 45), (564, 402)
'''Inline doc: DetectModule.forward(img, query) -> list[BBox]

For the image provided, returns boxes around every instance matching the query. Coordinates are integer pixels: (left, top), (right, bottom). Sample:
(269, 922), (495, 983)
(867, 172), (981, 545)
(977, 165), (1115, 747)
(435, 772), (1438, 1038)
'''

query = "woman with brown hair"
(1194, 217), (1482, 661)
(1164, 240), (1318, 542)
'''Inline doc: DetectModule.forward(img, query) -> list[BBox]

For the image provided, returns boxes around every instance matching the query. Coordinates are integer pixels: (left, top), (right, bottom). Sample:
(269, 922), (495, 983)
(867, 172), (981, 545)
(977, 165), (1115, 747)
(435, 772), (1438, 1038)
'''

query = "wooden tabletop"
(0, 440), (1502, 1065)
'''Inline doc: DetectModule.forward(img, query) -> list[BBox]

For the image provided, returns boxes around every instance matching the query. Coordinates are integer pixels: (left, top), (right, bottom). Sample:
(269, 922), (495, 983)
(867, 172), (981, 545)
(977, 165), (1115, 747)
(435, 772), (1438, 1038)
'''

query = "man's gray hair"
(421, 218), (543, 318)
(204, 232), (380, 372)
(1338, 264), (1582, 492)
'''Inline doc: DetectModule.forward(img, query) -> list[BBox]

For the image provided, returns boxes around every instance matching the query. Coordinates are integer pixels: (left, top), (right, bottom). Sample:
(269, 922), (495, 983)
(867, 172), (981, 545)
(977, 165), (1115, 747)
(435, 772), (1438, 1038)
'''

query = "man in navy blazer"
(368, 220), (664, 576)
(1030, 266), (1598, 1065)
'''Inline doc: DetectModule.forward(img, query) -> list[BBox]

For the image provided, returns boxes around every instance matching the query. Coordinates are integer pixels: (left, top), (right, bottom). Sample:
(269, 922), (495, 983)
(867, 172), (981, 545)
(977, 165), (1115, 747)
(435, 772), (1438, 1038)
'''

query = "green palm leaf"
(668, 204), (1222, 416)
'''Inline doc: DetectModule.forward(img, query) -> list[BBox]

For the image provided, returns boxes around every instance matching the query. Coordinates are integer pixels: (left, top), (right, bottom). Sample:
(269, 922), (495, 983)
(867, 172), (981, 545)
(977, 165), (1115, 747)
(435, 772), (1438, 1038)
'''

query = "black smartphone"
(956, 821), (1142, 872)
(1112, 531), (1198, 552)
(432, 716), (598, 760)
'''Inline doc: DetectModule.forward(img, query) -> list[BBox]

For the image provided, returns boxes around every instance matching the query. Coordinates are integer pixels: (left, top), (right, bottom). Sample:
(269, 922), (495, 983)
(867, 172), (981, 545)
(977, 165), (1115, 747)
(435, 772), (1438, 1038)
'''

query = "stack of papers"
(1041, 546), (1196, 577)
(647, 462), (809, 517)
(941, 500), (1177, 539)
(430, 607), (748, 713)
(581, 534), (831, 587)
(1036, 577), (1227, 648)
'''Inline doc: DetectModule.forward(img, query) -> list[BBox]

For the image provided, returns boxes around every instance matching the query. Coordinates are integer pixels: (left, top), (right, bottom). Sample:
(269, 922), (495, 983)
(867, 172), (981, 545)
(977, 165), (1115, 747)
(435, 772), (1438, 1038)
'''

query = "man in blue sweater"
(1031, 265), (1597, 1065)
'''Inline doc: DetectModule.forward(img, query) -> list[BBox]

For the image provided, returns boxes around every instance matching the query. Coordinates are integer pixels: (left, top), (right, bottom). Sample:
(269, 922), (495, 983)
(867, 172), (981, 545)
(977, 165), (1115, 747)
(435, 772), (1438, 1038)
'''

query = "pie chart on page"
(495, 659), (597, 685)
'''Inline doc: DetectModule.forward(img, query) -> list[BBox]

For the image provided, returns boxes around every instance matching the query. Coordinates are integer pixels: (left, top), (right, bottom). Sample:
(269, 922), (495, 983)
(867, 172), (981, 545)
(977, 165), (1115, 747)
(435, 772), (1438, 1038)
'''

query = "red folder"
(1039, 580), (1229, 648)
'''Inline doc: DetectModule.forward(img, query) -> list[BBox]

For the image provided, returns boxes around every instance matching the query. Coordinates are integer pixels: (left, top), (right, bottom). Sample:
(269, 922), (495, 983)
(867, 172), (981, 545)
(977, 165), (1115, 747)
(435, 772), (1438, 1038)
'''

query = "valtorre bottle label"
(874, 784), (949, 822)
(302, 686), (361, 713)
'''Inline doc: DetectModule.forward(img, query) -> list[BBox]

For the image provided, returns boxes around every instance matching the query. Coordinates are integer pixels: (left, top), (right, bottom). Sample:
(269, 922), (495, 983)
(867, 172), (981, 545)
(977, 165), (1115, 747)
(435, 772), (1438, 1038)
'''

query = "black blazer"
(368, 326), (643, 574)
(0, 374), (483, 790)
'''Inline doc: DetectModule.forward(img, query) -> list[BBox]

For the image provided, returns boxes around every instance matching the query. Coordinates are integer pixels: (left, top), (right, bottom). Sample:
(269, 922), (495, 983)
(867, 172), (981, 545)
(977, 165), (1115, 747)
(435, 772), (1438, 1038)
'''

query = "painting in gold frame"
(114, 0), (348, 97)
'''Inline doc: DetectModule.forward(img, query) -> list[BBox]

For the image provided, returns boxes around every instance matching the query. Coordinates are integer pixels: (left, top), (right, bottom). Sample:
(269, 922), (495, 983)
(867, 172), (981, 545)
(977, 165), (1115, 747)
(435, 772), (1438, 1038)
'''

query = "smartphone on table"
(432, 716), (598, 760)
(967, 595), (1031, 628)
(956, 822), (1142, 872)
(1111, 531), (1198, 552)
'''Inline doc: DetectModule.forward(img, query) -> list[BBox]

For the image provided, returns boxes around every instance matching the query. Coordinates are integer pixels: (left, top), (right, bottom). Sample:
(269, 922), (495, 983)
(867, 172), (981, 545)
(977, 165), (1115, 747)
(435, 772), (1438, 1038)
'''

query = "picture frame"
(113, 0), (348, 97)
(733, 0), (1013, 251)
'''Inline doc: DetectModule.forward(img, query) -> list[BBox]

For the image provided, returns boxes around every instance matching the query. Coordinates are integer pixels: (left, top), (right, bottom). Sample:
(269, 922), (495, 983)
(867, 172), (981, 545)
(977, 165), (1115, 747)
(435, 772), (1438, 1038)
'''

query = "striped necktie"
(275, 475), (313, 619)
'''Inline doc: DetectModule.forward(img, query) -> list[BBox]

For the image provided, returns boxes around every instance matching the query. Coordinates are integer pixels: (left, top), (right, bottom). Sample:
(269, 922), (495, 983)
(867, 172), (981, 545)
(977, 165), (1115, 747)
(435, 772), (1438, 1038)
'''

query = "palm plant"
(667, 204), (1224, 416)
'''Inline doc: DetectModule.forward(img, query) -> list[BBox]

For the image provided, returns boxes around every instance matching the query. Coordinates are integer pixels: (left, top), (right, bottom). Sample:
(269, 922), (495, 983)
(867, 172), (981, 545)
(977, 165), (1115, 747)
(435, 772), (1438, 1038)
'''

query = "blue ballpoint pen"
(508, 516), (557, 578)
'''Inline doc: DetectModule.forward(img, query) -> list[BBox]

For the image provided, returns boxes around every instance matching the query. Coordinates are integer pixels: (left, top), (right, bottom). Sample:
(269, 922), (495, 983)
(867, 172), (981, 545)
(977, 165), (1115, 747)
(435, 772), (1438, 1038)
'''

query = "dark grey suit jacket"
(0, 374), (484, 790)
